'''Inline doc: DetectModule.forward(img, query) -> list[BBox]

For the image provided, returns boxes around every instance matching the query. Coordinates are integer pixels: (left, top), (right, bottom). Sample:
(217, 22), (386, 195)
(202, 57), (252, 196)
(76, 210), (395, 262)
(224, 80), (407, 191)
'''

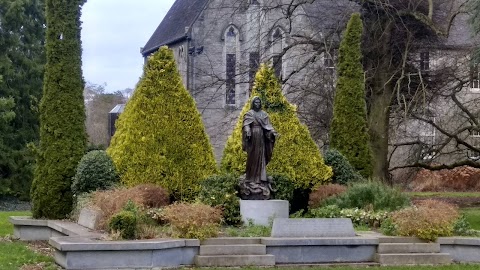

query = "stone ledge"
(438, 237), (480, 246)
(49, 237), (198, 251)
(262, 237), (379, 246)
(9, 216), (48, 226)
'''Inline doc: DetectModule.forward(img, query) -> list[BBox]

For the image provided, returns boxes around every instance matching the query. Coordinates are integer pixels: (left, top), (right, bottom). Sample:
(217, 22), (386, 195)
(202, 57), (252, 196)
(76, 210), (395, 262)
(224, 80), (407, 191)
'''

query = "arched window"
(271, 27), (284, 80)
(224, 25), (240, 106)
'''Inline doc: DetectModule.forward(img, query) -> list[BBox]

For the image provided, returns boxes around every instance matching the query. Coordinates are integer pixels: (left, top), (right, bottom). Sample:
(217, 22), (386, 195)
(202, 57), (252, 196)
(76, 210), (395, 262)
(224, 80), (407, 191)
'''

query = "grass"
(0, 211), (57, 270)
(199, 265), (480, 270)
(0, 211), (30, 237)
(407, 192), (480, 198)
(461, 207), (480, 230)
(0, 241), (57, 270)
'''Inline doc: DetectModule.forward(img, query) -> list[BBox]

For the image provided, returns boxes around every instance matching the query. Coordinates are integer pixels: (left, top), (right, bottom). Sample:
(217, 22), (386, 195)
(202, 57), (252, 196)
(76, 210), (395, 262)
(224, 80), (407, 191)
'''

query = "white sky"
(81, 0), (175, 92)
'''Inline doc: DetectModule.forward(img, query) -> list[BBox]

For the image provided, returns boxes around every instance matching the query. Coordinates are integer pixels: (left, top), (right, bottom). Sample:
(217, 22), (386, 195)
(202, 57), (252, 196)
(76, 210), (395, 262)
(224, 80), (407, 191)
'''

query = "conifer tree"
(329, 13), (373, 178)
(31, 0), (87, 218)
(221, 64), (332, 189)
(107, 46), (218, 201)
(0, 0), (45, 199)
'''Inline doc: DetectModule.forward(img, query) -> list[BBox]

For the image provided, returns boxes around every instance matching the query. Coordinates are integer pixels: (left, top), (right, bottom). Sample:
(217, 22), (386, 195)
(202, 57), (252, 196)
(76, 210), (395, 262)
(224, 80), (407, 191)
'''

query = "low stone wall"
(9, 216), (480, 269)
(50, 237), (199, 269)
(263, 237), (378, 264)
(438, 237), (480, 263)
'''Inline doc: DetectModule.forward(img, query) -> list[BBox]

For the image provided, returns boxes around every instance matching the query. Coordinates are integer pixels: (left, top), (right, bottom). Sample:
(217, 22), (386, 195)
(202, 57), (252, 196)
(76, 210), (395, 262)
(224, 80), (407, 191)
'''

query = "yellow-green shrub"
(391, 199), (459, 241)
(163, 202), (222, 240)
(107, 47), (218, 201)
(221, 65), (332, 189)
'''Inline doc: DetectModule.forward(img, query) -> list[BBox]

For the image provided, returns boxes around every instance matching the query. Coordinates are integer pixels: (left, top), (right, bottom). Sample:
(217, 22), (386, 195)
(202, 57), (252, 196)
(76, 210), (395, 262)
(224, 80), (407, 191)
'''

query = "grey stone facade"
(143, 0), (479, 172)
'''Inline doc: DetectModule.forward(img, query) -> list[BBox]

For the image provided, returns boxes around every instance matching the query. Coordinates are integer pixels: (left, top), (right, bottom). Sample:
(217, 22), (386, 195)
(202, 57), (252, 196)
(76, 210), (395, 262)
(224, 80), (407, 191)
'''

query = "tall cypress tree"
(108, 46), (218, 201)
(31, 0), (87, 218)
(222, 64), (332, 189)
(329, 13), (373, 178)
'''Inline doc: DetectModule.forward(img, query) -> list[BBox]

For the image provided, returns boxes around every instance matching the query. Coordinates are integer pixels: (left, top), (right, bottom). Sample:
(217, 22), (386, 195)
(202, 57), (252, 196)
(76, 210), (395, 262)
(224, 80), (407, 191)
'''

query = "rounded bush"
(198, 174), (241, 225)
(72, 150), (119, 196)
(309, 183), (347, 208)
(109, 210), (137, 239)
(324, 149), (364, 185)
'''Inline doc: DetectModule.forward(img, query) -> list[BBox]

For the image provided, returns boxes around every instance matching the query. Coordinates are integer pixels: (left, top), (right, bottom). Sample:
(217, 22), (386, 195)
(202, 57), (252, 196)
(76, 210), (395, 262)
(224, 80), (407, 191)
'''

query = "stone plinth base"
(240, 200), (289, 226)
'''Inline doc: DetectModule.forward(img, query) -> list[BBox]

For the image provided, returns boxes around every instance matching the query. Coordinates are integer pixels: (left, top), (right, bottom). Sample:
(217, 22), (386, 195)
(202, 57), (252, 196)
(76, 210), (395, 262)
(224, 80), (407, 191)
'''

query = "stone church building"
(141, 0), (480, 174)
(141, 0), (356, 160)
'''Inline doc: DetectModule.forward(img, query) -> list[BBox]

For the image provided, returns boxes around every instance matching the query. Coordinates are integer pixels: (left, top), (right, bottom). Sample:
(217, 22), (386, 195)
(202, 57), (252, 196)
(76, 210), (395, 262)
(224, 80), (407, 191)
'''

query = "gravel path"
(0, 196), (31, 211)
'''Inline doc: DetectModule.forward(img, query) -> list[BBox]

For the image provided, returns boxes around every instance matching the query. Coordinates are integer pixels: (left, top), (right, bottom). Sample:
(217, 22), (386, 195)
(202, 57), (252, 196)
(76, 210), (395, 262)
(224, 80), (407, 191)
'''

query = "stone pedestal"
(240, 200), (289, 226)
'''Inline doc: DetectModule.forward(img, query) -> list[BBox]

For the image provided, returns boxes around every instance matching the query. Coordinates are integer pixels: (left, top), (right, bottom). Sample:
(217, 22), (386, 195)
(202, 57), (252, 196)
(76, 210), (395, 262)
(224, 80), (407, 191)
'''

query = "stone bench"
(9, 216), (103, 241)
(50, 237), (200, 269)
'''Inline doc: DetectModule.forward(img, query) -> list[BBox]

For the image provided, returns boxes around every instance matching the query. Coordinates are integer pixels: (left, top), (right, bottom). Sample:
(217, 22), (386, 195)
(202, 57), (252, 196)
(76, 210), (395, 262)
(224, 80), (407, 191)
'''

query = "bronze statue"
(240, 96), (278, 200)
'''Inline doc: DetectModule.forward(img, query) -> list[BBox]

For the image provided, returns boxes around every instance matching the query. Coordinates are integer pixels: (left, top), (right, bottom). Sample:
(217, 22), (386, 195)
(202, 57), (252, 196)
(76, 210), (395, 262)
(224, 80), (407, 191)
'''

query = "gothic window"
(226, 54), (236, 105)
(420, 51), (430, 71)
(271, 27), (284, 80)
(224, 25), (239, 106)
(470, 63), (480, 91)
(249, 52), (260, 91)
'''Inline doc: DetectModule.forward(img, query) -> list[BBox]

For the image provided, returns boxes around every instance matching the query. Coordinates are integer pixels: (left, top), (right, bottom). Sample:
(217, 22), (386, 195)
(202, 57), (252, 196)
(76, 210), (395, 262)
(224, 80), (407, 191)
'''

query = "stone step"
(201, 237), (262, 245)
(199, 244), (266, 255)
(376, 253), (452, 265)
(378, 237), (428, 244)
(195, 255), (275, 267)
(378, 243), (440, 254)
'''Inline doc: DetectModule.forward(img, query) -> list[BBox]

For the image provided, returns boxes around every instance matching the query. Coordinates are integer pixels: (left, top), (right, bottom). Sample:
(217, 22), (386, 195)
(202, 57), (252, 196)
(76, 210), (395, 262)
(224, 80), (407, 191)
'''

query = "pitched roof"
(141, 0), (209, 56)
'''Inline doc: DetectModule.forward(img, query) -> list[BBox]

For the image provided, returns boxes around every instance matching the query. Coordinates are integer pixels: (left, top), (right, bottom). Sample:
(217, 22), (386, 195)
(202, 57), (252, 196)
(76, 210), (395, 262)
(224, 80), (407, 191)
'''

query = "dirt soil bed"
(411, 197), (480, 207)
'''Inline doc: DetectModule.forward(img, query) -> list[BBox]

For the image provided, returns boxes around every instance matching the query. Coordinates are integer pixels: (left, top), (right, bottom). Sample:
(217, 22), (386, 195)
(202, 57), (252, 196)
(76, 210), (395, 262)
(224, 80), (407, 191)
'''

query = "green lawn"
(204, 265), (480, 270)
(461, 207), (480, 230)
(0, 211), (57, 269)
(0, 211), (30, 237)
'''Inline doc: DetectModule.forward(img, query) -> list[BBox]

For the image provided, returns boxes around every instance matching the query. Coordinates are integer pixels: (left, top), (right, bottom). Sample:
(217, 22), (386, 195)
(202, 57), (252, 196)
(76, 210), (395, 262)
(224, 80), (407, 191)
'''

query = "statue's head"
(251, 96), (262, 111)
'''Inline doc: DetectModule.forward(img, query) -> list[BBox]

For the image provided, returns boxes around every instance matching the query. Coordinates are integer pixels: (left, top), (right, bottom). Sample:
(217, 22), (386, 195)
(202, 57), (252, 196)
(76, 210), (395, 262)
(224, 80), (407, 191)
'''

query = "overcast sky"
(81, 1), (175, 92)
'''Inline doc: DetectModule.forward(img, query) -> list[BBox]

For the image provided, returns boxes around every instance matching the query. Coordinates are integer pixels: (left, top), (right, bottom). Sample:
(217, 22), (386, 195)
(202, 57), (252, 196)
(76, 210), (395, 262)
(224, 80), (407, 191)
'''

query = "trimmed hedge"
(221, 64), (332, 189)
(31, 0), (87, 219)
(71, 150), (119, 196)
(107, 47), (217, 201)
(329, 13), (373, 178)
(324, 148), (363, 185)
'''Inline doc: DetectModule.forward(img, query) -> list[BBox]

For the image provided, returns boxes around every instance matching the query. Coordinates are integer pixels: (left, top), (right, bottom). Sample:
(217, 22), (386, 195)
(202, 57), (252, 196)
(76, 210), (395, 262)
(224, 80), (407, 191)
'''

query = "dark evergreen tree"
(31, 0), (87, 218)
(0, 0), (45, 199)
(329, 13), (373, 178)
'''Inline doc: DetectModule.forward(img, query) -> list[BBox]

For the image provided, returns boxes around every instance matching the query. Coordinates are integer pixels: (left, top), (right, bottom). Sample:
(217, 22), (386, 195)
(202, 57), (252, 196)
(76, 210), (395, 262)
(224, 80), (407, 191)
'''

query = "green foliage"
(31, 0), (87, 219)
(271, 173), (295, 202)
(221, 64), (332, 189)
(380, 217), (397, 236)
(453, 215), (480, 237)
(109, 210), (137, 240)
(71, 150), (119, 196)
(324, 149), (364, 185)
(323, 180), (410, 211)
(198, 174), (241, 225)
(107, 47), (217, 201)
(329, 13), (373, 178)
(225, 220), (272, 237)
(0, 0), (45, 200)
(299, 205), (388, 227)
(461, 207), (480, 230)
